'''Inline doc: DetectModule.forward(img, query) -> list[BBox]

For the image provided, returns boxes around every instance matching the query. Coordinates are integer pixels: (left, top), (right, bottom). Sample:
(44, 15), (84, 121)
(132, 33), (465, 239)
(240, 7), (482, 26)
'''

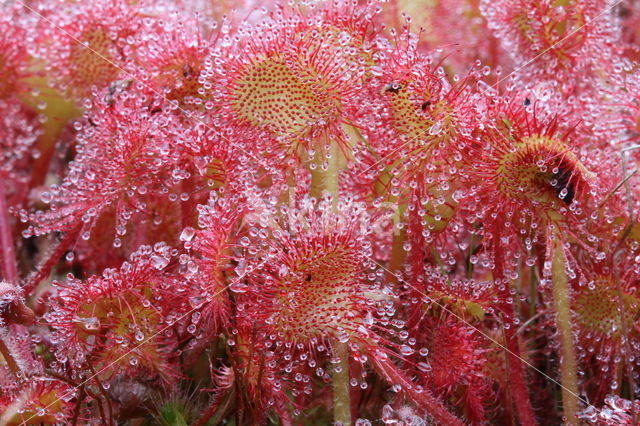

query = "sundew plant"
(2, 0), (640, 424)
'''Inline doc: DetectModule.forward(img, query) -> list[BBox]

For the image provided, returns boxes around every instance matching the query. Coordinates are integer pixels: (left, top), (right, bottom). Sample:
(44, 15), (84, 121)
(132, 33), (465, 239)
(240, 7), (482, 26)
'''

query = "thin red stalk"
(0, 183), (28, 380)
(495, 244), (538, 426)
(84, 387), (108, 425)
(388, 0), (402, 31)
(502, 325), (537, 426)
(193, 388), (229, 426)
(368, 348), (464, 426)
(70, 386), (86, 426)
(274, 400), (293, 426)
(0, 338), (20, 375)
(88, 363), (114, 424)
(0, 181), (18, 284)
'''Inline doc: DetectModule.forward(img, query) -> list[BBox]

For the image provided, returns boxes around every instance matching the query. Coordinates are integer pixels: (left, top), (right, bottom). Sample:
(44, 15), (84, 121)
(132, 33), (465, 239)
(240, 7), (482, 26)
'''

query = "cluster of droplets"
(0, 380), (76, 425)
(479, 0), (619, 80)
(44, 244), (191, 385)
(579, 395), (640, 424)
(2, 0), (640, 424)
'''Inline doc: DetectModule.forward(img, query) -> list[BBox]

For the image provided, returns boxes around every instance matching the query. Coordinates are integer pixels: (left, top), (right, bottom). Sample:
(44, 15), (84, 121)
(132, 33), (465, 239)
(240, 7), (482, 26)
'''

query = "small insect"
(104, 79), (132, 105)
(617, 3), (631, 18)
(182, 64), (195, 79)
(421, 100), (432, 111)
(384, 82), (402, 94)
(550, 165), (575, 204)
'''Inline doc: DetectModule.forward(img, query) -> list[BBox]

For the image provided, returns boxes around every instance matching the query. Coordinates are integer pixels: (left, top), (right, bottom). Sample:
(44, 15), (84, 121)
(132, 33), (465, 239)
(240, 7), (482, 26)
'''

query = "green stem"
(387, 196), (407, 282)
(309, 138), (343, 202)
(375, 168), (405, 282)
(307, 134), (351, 424)
(332, 343), (351, 426)
(388, 226), (407, 278)
(550, 235), (579, 425)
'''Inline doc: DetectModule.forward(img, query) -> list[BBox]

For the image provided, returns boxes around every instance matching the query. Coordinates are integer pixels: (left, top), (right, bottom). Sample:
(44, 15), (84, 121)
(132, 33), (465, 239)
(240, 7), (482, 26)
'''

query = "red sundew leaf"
(33, 0), (145, 101)
(218, 325), (298, 425)
(591, 69), (640, 155)
(359, 50), (476, 156)
(175, 120), (272, 196)
(31, 0), (192, 102)
(0, 379), (75, 426)
(215, 195), (464, 420)
(239, 197), (381, 346)
(417, 315), (497, 423)
(46, 244), (190, 385)
(536, 252), (640, 403)
(215, 197), (383, 406)
(127, 9), (215, 109)
(409, 266), (499, 320)
(349, 32), (484, 235)
(480, 0), (619, 80)
(459, 100), (595, 267)
(367, 346), (465, 425)
(27, 89), (185, 238)
(206, 1), (380, 162)
(187, 194), (247, 337)
(27, 82), (270, 274)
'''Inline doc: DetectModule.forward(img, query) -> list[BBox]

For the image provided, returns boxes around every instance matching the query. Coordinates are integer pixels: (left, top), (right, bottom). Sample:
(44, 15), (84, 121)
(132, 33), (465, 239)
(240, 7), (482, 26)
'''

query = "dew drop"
(180, 227), (196, 242)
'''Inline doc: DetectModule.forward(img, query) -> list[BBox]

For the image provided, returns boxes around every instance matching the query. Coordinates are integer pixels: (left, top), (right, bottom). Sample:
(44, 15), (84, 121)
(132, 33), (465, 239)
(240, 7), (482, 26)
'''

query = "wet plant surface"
(1, 0), (640, 425)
